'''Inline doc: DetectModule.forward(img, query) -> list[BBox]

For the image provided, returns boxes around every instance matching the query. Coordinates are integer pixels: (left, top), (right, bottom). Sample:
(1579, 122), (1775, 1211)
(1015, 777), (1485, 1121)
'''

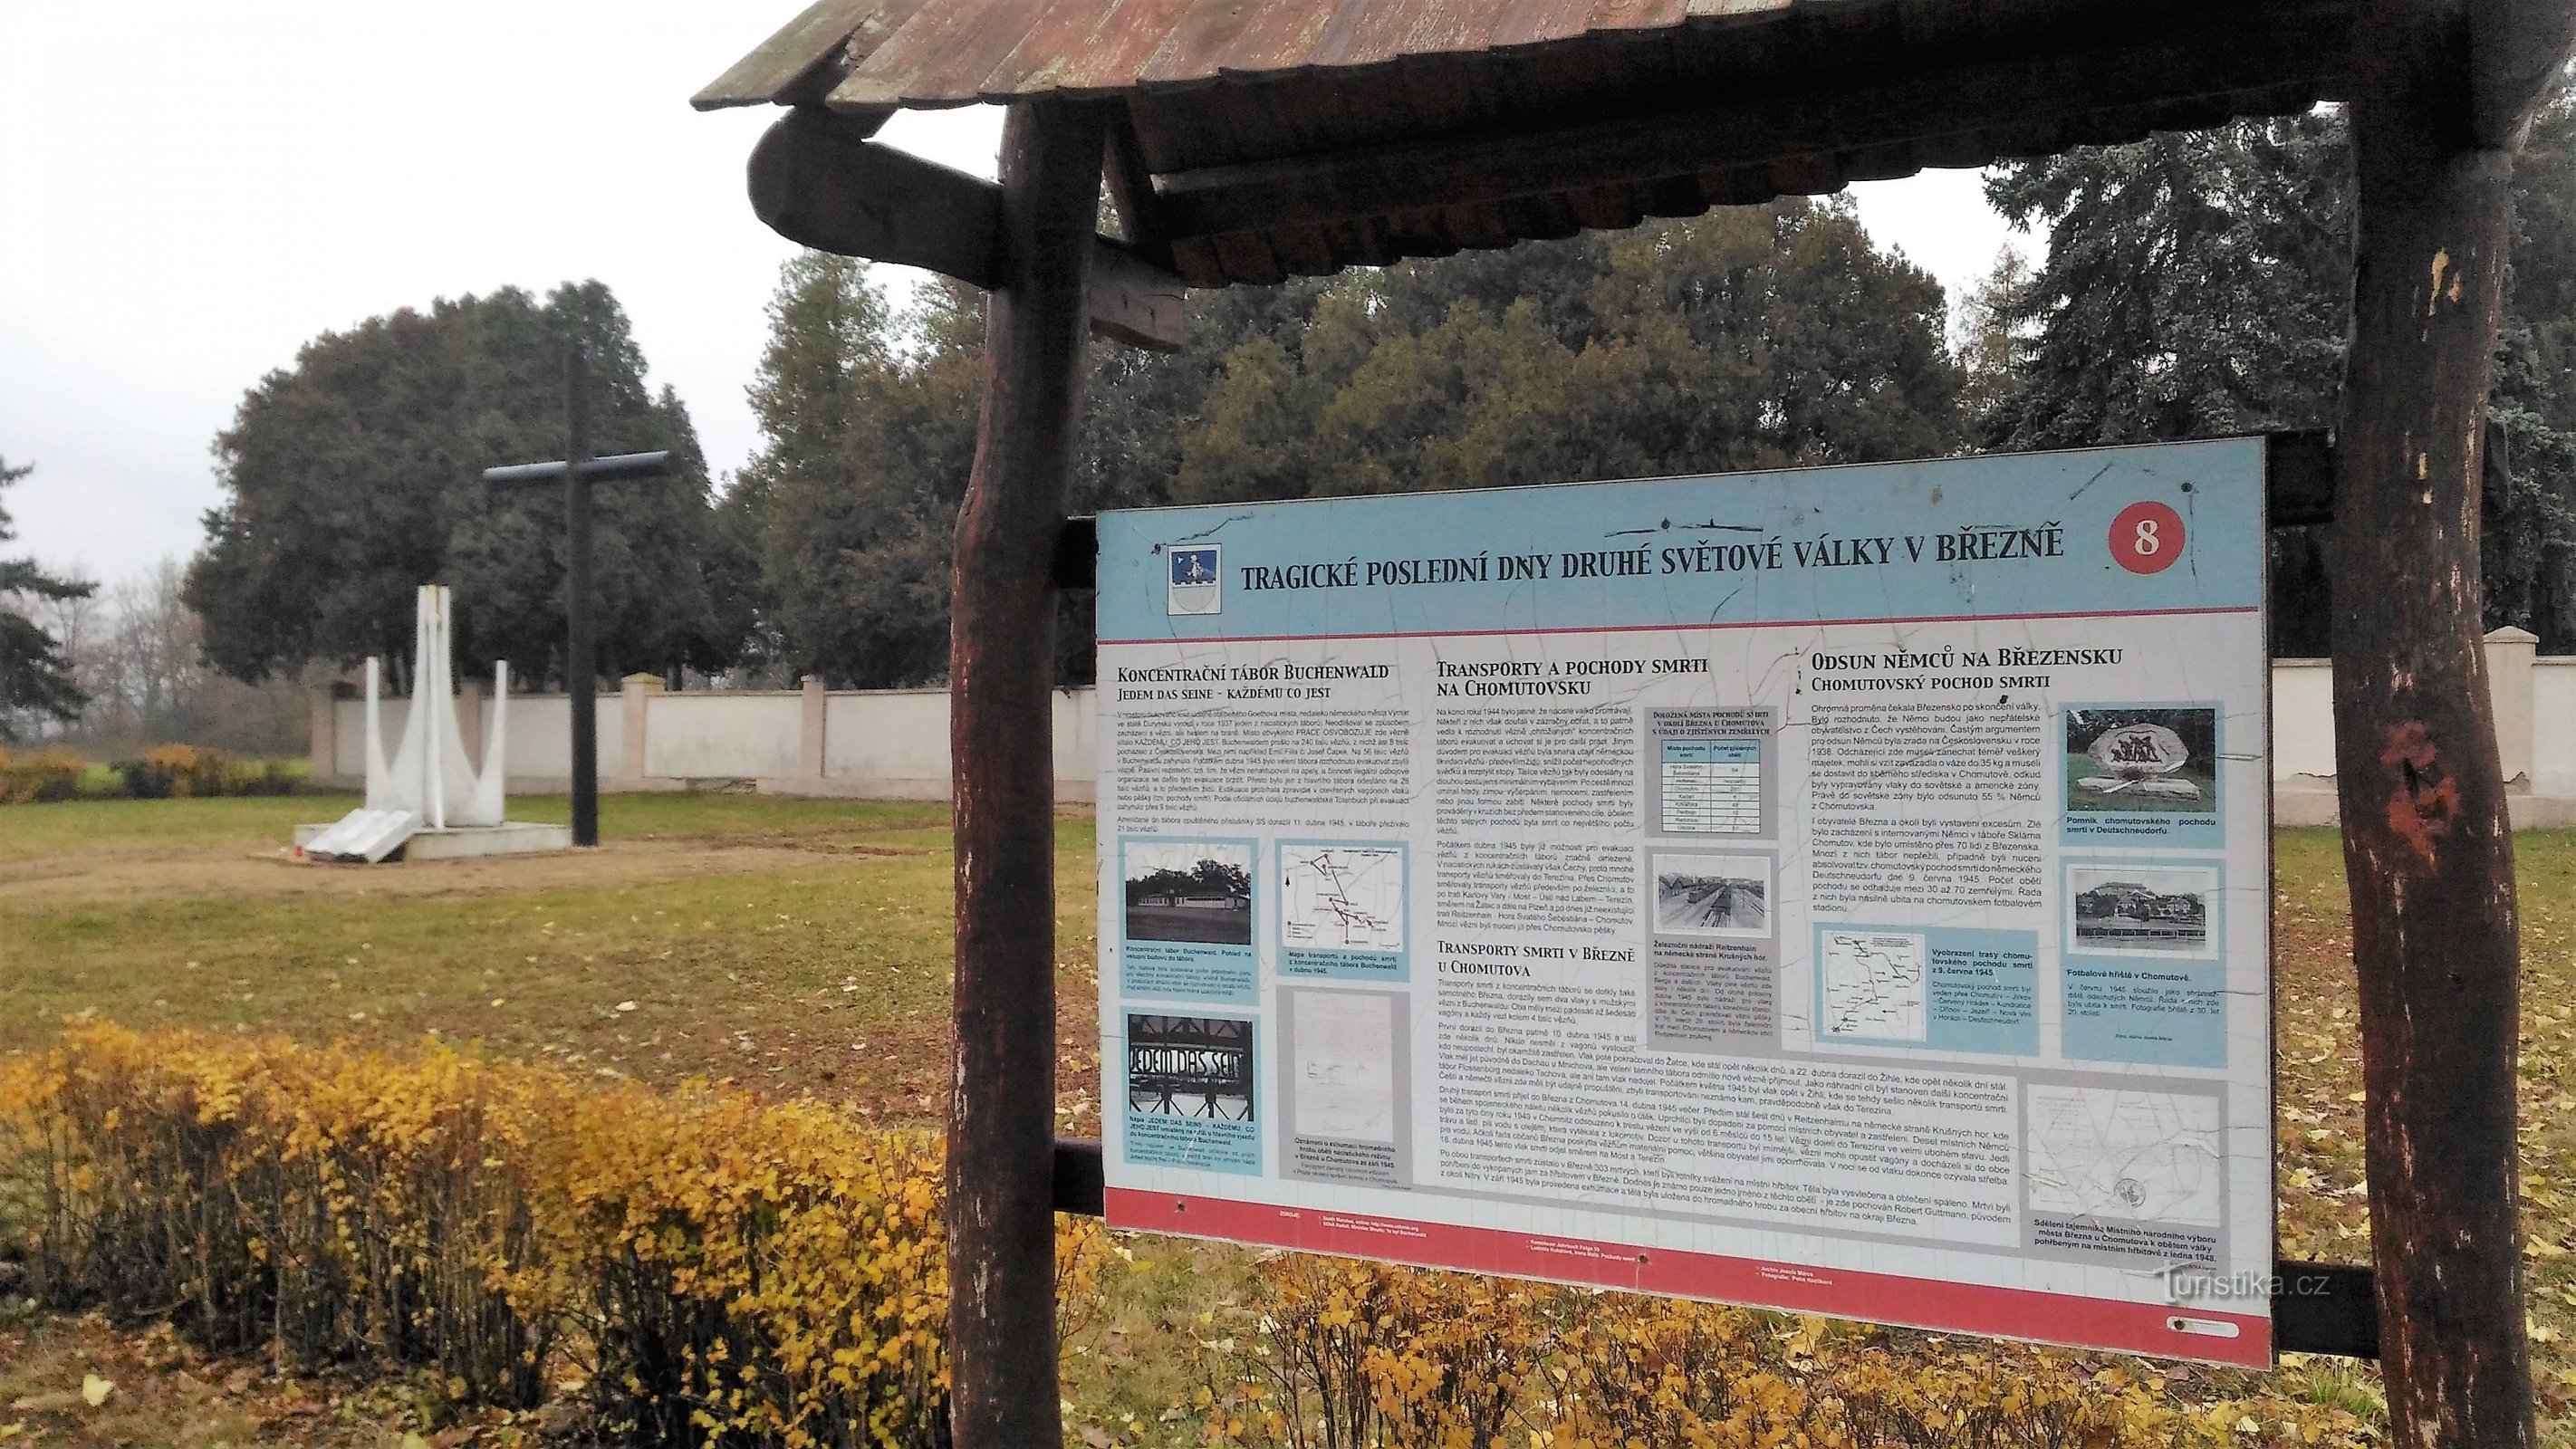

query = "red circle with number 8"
(2110, 501), (2185, 573)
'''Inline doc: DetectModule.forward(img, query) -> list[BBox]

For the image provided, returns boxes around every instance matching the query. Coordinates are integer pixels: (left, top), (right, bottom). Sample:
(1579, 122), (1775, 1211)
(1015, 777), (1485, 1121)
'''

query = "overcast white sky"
(0, 2), (2021, 591)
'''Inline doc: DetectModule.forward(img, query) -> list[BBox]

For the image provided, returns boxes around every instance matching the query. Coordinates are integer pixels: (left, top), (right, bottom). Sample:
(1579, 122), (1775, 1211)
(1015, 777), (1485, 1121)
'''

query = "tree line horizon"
(13, 95), (2574, 734)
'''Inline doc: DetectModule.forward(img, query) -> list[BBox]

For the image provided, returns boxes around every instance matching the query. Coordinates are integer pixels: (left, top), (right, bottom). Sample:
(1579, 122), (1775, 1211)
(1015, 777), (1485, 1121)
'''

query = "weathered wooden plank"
(1149, 5), (2345, 239)
(947, 97), (1111, 1449)
(1043, 0), (1207, 92)
(823, 0), (1023, 105)
(2273, 1262), (2380, 1361)
(746, 108), (1187, 350)
(1051, 1135), (1108, 1214)
(2333, 0), (2543, 1439)
(692, 0), (900, 110)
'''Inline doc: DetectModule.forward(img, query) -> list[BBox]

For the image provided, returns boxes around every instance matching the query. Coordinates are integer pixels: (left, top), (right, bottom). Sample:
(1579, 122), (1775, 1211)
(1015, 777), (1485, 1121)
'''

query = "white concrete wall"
(1054, 687), (1097, 791)
(2538, 659), (2576, 800)
(822, 688), (954, 793)
(801, 687), (1097, 800)
(321, 659), (2566, 819)
(644, 692), (804, 780)
(330, 693), (619, 783)
(2271, 660), (2335, 782)
(499, 694), (623, 780)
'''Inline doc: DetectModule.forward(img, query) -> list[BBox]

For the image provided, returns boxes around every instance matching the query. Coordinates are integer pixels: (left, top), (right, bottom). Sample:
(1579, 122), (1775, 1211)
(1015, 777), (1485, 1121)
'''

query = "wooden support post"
(947, 97), (1106, 1449)
(562, 344), (600, 849)
(2333, 5), (2542, 1439)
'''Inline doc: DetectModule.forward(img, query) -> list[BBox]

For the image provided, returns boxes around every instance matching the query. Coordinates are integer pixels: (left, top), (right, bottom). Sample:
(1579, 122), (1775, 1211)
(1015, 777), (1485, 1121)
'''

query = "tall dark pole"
(2331, 1), (2564, 1441)
(481, 363), (666, 848)
(946, 98), (1104, 1449)
(563, 343), (599, 849)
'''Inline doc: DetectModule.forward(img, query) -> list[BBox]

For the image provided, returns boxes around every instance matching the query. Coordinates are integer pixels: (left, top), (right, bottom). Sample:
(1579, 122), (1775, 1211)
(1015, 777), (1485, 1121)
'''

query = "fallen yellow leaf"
(80, 1375), (112, 1408)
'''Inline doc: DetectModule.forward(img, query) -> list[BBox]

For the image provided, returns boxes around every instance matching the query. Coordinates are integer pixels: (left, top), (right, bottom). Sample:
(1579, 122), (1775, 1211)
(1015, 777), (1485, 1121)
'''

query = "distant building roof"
(701, 0), (2360, 285)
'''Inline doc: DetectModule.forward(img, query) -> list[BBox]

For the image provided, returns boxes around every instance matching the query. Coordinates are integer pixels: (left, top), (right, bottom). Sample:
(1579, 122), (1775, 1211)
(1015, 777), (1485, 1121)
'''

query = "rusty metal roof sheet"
(700, 0), (2361, 286)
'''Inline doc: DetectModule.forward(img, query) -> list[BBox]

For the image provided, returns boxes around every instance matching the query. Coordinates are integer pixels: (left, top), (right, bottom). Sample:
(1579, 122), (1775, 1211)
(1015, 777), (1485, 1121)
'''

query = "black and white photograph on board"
(1127, 1014), (1255, 1121)
(1122, 841), (1254, 945)
(2067, 865), (2218, 956)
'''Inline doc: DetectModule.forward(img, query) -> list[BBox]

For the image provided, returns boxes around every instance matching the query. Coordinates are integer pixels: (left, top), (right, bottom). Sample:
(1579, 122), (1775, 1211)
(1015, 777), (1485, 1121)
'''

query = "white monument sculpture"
(297, 586), (570, 862)
(2073, 721), (2204, 801)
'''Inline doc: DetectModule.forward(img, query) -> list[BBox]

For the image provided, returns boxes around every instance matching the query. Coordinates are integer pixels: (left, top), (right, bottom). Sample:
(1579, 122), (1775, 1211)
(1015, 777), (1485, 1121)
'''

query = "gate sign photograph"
(1095, 437), (2273, 1366)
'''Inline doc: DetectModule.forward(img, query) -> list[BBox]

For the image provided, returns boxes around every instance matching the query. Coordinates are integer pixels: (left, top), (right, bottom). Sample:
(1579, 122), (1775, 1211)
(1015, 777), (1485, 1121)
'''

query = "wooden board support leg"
(2333, 20), (2532, 1444)
(947, 97), (1107, 1449)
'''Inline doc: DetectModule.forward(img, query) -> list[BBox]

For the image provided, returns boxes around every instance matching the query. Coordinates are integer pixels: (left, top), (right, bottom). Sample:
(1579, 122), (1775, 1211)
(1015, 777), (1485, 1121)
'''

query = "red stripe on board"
(1105, 1188), (2271, 1367)
(1099, 604), (2262, 648)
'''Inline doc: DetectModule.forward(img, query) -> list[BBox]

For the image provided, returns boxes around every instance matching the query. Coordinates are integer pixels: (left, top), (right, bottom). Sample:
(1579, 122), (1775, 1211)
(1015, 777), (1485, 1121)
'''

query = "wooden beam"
(2472, 0), (2576, 146)
(1102, 109), (1176, 271)
(1148, 6), (2348, 242)
(747, 106), (1186, 351)
(1086, 238), (1186, 350)
(750, 106), (1003, 283)
(946, 97), (1109, 1449)
(2333, 2), (2535, 1442)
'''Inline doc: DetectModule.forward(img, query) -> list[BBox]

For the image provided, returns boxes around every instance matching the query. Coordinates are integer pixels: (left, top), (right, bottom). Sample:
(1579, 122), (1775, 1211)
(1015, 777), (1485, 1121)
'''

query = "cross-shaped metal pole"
(482, 342), (670, 848)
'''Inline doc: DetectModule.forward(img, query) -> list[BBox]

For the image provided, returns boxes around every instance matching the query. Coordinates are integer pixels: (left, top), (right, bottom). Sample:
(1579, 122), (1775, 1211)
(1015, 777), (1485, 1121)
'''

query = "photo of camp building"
(1123, 841), (1254, 945)
(2067, 866), (2217, 955)
(1127, 1015), (1255, 1121)
(2063, 705), (2219, 814)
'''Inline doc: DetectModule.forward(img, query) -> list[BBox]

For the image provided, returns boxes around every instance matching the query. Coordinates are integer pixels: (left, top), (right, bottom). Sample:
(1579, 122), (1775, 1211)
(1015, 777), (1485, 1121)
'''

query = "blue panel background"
(1098, 439), (2265, 642)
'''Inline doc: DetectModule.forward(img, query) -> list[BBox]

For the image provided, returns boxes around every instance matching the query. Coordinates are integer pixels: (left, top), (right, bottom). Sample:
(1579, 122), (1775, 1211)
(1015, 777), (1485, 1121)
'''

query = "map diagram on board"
(1821, 931), (1928, 1041)
(1282, 847), (1405, 952)
(2025, 1085), (2225, 1228)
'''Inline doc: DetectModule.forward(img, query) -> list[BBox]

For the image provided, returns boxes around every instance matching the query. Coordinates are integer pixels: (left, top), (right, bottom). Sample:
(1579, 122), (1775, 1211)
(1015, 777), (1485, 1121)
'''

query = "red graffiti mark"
(2379, 721), (2460, 859)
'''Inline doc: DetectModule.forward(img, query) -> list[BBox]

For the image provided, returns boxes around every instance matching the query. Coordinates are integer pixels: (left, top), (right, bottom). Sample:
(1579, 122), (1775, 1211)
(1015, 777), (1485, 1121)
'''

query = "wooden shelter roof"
(699, 0), (2362, 286)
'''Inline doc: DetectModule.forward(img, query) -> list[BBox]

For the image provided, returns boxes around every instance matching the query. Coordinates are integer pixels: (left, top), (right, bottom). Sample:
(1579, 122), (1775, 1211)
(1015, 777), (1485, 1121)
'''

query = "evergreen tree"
(1977, 94), (2576, 652)
(0, 456), (95, 738)
(186, 283), (748, 686)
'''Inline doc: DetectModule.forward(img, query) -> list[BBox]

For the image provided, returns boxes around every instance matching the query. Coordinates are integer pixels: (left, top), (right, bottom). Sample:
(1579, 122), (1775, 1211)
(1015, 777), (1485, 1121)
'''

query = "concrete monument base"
(295, 820), (572, 861)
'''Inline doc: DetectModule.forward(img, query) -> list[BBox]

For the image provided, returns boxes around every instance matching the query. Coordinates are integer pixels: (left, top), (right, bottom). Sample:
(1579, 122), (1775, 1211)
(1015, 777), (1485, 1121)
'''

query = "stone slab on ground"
(293, 820), (572, 860)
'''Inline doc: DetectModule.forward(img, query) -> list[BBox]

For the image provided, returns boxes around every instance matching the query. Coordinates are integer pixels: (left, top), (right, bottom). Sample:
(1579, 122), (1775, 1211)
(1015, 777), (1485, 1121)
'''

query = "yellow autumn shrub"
(0, 1027), (2387, 1449)
(0, 745), (85, 803)
(1182, 1256), (2385, 1449)
(0, 1024), (971, 1449)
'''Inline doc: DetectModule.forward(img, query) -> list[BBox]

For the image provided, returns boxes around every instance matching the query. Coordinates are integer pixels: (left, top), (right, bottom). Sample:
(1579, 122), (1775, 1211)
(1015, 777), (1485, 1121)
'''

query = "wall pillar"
(310, 687), (338, 781)
(800, 675), (828, 778)
(620, 673), (662, 781)
(2485, 626), (2538, 786)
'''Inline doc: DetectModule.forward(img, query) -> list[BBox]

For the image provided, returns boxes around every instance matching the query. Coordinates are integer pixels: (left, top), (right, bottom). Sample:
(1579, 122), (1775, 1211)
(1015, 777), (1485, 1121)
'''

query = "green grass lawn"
(0, 793), (1103, 1130)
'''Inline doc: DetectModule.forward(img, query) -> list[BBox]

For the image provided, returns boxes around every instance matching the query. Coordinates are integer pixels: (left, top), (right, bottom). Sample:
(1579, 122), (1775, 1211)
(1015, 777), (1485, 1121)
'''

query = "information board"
(1094, 438), (2273, 1365)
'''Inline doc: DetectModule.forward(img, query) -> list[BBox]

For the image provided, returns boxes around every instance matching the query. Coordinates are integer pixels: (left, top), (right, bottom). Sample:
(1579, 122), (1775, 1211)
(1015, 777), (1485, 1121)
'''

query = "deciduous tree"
(733, 200), (1963, 687)
(186, 283), (749, 687)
